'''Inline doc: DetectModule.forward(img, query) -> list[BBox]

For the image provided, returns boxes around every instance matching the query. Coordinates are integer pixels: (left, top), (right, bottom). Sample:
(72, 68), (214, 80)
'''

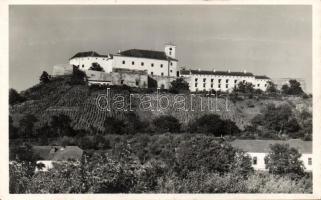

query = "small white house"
(230, 139), (312, 172)
(33, 146), (83, 172)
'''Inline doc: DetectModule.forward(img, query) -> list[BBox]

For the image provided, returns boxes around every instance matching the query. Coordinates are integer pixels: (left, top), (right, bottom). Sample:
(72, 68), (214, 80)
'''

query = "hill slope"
(10, 76), (312, 132)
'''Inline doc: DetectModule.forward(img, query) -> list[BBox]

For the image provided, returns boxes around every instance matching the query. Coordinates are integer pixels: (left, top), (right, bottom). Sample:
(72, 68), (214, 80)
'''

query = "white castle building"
(69, 44), (178, 78)
(54, 44), (272, 91)
(180, 69), (270, 92)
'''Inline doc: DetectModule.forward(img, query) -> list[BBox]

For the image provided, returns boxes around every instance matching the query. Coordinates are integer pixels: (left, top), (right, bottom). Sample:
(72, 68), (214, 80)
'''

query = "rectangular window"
(195, 78), (198, 82)
(211, 84), (213, 88)
(195, 83), (198, 87)
(203, 78), (206, 82)
(170, 70), (173, 73)
(132, 61), (135, 65)
(141, 62), (144, 66)
(160, 64), (163, 68)
(308, 158), (312, 165)
(136, 80), (139, 86)
(253, 157), (257, 165)
(82, 64), (84, 68)
(203, 83), (206, 87)
(170, 62), (173, 66)
(218, 79), (221, 83)
(234, 80), (237, 84)
(120, 80), (124, 84)
(122, 61), (125, 64)
(211, 79), (214, 82)
(151, 63), (154, 67)
(161, 72), (164, 76)
(218, 84), (221, 88)
(265, 84), (267, 87)
(226, 79), (229, 83)
(257, 84), (260, 87)
(226, 84), (228, 88)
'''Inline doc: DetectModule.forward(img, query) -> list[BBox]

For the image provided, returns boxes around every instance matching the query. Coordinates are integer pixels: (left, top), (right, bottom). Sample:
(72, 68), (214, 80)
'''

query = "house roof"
(255, 75), (270, 80)
(117, 49), (178, 61)
(180, 69), (254, 77)
(230, 139), (312, 154)
(32, 146), (83, 161)
(70, 51), (108, 60)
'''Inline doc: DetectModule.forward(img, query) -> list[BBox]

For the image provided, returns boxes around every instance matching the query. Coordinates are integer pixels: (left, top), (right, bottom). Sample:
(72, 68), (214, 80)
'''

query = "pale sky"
(9, 5), (312, 92)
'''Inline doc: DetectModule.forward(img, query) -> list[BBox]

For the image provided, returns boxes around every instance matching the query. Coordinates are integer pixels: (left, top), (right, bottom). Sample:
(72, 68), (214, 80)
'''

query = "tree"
(71, 65), (87, 85)
(9, 88), (26, 106)
(266, 81), (278, 94)
(50, 114), (72, 138)
(152, 115), (180, 133)
(19, 114), (38, 138)
(234, 81), (254, 94)
(89, 62), (104, 72)
(265, 143), (305, 178)
(281, 79), (304, 95)
(169, 78), (189, 94)
(39, 71), (50, 84)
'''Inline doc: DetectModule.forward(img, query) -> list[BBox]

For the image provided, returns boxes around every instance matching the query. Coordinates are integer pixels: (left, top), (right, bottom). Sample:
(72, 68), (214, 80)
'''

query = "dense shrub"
(103, 117), (126, 135)
(89, 62), (104, 72)
(169, 78), (190, 94)
(251, 103), (301, 137)
(175, 135), (252, 175)
(9, 88), (26, 106)
(281, 80), (304, 95)
(190, 114), (240, 136)
(152, 115), (180, 133)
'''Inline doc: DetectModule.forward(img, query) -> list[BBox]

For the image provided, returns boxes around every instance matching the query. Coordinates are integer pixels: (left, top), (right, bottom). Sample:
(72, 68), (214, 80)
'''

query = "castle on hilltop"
(53, 44), (271, 92)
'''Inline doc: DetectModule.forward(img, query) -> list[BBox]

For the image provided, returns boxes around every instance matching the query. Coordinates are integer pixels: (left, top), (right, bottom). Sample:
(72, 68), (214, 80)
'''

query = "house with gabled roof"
(230, 139), (312, 171)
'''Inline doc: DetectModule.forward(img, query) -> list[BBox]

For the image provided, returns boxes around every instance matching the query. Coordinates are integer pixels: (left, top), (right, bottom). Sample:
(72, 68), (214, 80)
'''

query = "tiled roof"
(70, 51), (108, 60)
(230, 139), (312, 154)
(118, 49), (178, 61)
(180, 69), (254, 77)
(32, 146), (83, 161)
(255, 75), (270, 80)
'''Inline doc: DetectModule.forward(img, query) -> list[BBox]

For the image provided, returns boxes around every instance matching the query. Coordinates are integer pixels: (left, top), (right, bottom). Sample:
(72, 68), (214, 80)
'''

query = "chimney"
(228, 69), (231, 73)
(118, 50), (121, 53)
(213, 69), (216, 72)
(198, 68), (201, 71)
(243, 70), (247, 74)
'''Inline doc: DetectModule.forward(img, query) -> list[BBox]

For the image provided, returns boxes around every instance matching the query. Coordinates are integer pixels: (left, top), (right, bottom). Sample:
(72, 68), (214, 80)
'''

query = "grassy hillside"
(9, 75), (312, 132)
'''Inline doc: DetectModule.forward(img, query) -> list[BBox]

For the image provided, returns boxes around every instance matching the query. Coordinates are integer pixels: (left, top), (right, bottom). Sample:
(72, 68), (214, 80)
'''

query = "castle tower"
(164, 44), (176, 59)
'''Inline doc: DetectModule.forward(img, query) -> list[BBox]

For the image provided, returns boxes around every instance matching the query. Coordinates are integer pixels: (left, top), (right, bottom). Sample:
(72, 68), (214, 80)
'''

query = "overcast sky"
(9, 5), (312, 92)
